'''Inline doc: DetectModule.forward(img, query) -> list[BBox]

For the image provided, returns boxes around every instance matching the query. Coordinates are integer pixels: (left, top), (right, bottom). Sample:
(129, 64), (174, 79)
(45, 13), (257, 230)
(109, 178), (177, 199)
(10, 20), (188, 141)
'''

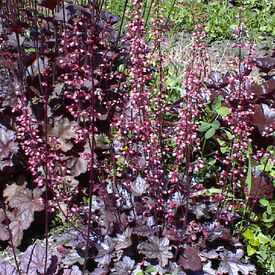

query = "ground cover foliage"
(0, 0), (274, 274)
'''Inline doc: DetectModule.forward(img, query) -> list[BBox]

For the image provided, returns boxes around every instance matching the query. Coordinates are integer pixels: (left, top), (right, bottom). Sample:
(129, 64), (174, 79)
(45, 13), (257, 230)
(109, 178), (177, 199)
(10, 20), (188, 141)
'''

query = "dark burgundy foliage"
(255, 57), (275, 74)
(204, 71), (230, 90)
(39, 0), (59, 10)
(179, 246), (202, 271)
(250, 168), (274, 200)
(0, 0), (272, 274)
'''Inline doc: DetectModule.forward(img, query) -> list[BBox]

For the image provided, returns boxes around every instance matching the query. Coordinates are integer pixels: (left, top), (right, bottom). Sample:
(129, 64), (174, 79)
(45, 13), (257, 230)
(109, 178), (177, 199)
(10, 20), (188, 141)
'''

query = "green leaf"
(136, 272), (144, 275)
(216, 106), (230, 116)
(257, 233), (270, 244)
(145, 266), (155, 273)
(24, 47), (36, 53)
(205, 127), (216, 139)
(220, 146), (229, 153)
(212, 95), (223, 111)
(118, 64), (125, 72)
(217, 138), (226, 146)
(243, 228), (254, 240)
(212, 120), (220, 130)
(224, 129), (233, 140)
(257, 249), (268, 260)
(246, 158), (252, 192)
(203, 188), (222, 195)
(198, 121), (211, 132)
(271, 257), (275, 273)
(262, 213), (275, 223)
(259, 198), (270, 207)
(250, 238), (260, 246)
(247, 245), (256, 256)
(173, 269), (179, 275)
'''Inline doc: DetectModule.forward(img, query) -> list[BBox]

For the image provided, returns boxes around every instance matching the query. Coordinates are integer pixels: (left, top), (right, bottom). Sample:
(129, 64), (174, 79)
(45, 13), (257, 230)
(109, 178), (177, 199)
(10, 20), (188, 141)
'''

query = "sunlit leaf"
(9, 187), (44, 212)
(111, 256), (135, 274)
(20, 243), (52, 274)
(63, 265), (82, 275)
(216, 106), (230, 116)
(0, 125), (18, 160)
(218, 249), (256, 275)
(9, 219), (23, 247)
(114, 227), (133, 250)
(138, 236), (173, 267)
(0, 210), (9, 241)
(0, 262), (16, 274)
(3, 182), (27, 203)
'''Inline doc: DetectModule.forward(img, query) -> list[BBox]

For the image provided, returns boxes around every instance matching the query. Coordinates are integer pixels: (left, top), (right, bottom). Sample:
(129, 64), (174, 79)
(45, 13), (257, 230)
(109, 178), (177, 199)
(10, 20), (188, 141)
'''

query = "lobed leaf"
(0, 262), (16, 275)
(9, 219), (23, 247)
(138, 236), (173, 267)
(20, 243), (52, 275)
(9, 187), (44, 212)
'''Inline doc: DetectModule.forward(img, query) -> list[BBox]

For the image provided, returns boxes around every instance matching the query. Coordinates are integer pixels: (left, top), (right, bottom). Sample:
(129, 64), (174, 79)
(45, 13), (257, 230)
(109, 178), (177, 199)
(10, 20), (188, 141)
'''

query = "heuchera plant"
(0, 0), (274, 274)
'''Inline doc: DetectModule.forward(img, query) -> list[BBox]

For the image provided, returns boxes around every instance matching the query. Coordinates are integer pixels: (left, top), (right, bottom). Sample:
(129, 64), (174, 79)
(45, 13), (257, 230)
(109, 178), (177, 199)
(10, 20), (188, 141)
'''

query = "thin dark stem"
(115, 0), (128, 47)
(164, 0), (177, 27)
(142, 0), (147, 17)
(2, 205), (22, 275)
(144, 0), (153, 29)
(83, 1), (96, 273)
(43, 86), (50, 275)
(33, 0), (49, 272)
(184, 145), (191, 228)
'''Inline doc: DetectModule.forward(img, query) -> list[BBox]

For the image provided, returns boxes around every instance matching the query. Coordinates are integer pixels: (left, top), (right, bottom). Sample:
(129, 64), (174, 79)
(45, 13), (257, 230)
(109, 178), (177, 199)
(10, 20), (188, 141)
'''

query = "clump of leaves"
(0, 183), (44, 247)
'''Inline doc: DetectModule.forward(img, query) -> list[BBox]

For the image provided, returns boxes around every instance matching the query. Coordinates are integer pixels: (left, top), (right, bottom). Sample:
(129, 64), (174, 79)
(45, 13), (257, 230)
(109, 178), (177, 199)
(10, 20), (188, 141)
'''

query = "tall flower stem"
(83, 2), (97, 273)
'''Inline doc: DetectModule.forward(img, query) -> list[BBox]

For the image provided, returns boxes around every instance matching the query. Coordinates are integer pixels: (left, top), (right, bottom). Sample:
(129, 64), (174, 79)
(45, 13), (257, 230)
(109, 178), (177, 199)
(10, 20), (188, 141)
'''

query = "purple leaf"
(100, 11), (120, 25)
(9, 219), (23, 247)
(3, 182), (27, 203)
(0, 262), (16, 274)
(114, 227), (133, 250)
(46, 255), (59, 275)
(250, 103), (275, 135)
(0, 125), (18, 160)
(19, 209), (34, 230)
(61, 250), (84, 266)
(63, 265), (82, 275)
(0, 210), (10, 241)
(250, 168), (274, 200)
(218, 249), (256, 275)
(95, 236), (115, 266)
(54, 6), (73, 22)
(179, 246), (201, 271)
(91, 268), (108, 275)
(111, 256), (135, 274)
(205, 224), (236, 246)
(39, 0), (58, 10)
(9, 187), (44, 212)
(138, 236), (173, 267)
(204, 71), (229, 90)
(22, 53), (37, 67)
(20, 243), (52, 275)
(255, 57), (275, 74)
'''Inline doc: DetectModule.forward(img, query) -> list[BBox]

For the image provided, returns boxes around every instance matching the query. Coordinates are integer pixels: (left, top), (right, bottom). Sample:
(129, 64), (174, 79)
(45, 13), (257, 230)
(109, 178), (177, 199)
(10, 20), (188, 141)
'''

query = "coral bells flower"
(12, 85), (66, 188)
(12, 85), (46, 178)
(171, 24), (207, 186)
(112, 0), (168, 207)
